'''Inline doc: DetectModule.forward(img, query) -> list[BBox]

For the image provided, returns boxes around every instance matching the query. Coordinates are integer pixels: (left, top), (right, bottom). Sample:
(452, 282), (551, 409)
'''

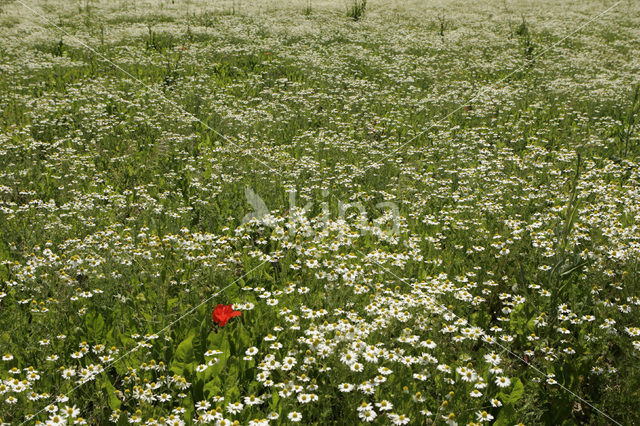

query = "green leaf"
(501, 378), (524, 405)
(171, 331), (196, 377)
(494, 405), (517, 426)
(224, 359), (239, 387)
(203, 377), (222, 400)
(101, 375), (121, 410)
(94, 313), (105, 337)
(235, 324), (252, 348)
(206, 332), (232, 380)
(269, 389), (281, 413)
(85, 311), (105, 340)
(225, 385), (240, 402)
(509, 304), (527, 334)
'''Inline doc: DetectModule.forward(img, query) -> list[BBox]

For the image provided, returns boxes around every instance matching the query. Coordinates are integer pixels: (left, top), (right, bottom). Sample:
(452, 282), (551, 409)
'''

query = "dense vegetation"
(1, 0), (639, 424)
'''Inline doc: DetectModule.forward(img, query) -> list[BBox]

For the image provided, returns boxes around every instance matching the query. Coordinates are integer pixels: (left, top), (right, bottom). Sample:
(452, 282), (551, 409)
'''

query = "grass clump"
(346, 0), (367, 21)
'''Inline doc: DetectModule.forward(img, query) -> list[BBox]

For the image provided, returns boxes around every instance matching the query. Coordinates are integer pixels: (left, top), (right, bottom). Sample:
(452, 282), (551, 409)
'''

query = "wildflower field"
(1, 0), (640, 424)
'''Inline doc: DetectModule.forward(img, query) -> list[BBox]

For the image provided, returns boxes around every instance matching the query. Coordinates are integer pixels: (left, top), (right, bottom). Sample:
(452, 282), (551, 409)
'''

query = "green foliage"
(303, 0), (312, 17)
(516, 16), (535, 62)
(170, 332), (196, 377)
(1, 0), (639, 424)
(346, 0), (367, 21)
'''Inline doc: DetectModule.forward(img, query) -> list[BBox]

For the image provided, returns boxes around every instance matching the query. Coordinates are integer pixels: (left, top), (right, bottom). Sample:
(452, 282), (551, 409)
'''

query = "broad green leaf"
(494, 405), (517, 426)
(207, 332), (231, 379)
(501, 378), (524, 405)
(93, 313), (105, 338)
(269, 389), (280, 412)
(85, 311), (105, 340)
(171, 331), (196, 377)
(101, 375), (121, 410)
(203, 377), (222, 400)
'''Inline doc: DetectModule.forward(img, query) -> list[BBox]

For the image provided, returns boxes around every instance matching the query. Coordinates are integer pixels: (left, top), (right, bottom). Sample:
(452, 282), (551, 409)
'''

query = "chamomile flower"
(288, 412), (302, 422)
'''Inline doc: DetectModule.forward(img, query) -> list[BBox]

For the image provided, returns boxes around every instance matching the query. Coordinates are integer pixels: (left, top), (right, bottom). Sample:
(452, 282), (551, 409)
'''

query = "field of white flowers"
(1, 0), (639, 424)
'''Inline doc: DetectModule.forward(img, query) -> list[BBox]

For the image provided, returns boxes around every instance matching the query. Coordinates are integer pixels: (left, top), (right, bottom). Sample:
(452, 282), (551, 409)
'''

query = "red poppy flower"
(212, 304), (241, 327)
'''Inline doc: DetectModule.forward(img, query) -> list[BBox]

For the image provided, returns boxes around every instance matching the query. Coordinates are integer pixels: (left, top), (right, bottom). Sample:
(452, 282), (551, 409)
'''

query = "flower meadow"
(1, 0), (640, 424)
